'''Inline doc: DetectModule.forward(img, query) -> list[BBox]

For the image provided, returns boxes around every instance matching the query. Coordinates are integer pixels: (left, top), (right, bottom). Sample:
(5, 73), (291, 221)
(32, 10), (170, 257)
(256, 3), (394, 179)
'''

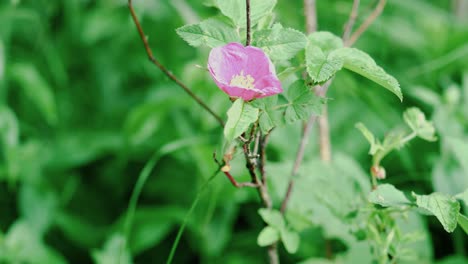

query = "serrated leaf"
(224, 99), (259, 141)
(215, 0), (276, 28)
(382, 130), (406, 150)
(176, 17), (240, 48)
(258, 209), (285, 229)
(9, 63), (58, 125)
(254, 24), (307, 61)
(335, 48), (403, 101)
(257, 226), (280, 246)
(308, 31), (344, 53)
(258, 111), (277, 133)
(250, 96), (280, 133)
(368, 184), (411, 207)
(285, 81), (322, 123)
(403, 107), (437, 141)
(413, 192), (460, 233)
(458, 214), (468, 234)
(355, 123), (381, 155)
(306, 44), (343, 83)
(280, 228), (300, 254)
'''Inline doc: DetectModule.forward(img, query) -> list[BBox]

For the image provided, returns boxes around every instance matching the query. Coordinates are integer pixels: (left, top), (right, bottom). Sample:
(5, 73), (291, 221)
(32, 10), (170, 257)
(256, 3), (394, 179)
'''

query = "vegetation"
(0, 0), (467, 263)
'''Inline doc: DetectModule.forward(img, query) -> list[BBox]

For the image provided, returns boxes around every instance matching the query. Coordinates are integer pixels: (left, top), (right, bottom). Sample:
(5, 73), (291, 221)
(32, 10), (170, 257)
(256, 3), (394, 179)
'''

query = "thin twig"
(246, 0), (252, 46)
(304, 0), (317, 33)
(280, 79), (332, 213)
(345, 0), (387, 47)
(342, 0), (360, 41)
(280, 0), (321, 214)
(213, 153), (260, 188)
(259, 132), (271, 185)
(127, 0), (224, 127)
(280, 114), (318, 213)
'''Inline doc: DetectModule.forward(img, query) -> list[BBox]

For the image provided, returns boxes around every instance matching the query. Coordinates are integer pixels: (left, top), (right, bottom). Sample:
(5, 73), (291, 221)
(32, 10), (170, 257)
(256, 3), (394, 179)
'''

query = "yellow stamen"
(230, 70), (255, 89)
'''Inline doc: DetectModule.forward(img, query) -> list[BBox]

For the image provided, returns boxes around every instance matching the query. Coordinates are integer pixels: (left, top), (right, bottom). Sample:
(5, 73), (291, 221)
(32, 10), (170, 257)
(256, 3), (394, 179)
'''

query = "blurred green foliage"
(0, 0), (467, 263)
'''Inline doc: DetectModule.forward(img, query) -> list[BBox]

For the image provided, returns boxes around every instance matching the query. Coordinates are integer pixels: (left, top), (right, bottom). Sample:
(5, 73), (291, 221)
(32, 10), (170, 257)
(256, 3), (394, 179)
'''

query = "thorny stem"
(127, 0), (224, 127)
(345, 0), (387, 47)
(243, 1), (276, 262)
(246, 0), (252, 46)
(213, 153), (259, 188)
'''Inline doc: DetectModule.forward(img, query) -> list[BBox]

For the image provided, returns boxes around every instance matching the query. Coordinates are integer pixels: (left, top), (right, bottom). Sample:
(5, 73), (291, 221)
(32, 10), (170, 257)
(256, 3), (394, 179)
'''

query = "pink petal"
(208, 43), (247, 85)
(244, 46), (277, 80)
(207, 42), (283, 100)
(253, 74), (283, 98)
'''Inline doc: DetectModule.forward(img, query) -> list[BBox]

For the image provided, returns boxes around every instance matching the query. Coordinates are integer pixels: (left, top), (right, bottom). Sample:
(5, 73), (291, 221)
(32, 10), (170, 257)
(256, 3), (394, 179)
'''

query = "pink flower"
(208, 42), (283, 101)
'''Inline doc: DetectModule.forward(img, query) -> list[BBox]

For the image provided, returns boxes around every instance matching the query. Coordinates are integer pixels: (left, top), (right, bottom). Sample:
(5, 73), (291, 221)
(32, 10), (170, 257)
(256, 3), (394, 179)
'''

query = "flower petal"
(253, 74), (283, 98)
(244, 46), (277, 80)
(208, 43), (247, 85)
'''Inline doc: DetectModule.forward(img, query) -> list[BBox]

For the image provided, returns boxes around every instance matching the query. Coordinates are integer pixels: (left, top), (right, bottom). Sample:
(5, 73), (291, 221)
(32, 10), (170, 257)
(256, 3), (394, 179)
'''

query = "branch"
(246, 0), (252, 46)
(127, 0), (225, 127)
(304, 0), (317, 34)
(342, 0), (360, 41)
(345, 0), (387, 47)
(280, 115), (318, 213)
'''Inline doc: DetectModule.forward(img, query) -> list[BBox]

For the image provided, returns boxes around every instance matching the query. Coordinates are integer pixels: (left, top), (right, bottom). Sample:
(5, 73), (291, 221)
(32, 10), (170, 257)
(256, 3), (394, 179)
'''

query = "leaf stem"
(127, 0), (224, 127)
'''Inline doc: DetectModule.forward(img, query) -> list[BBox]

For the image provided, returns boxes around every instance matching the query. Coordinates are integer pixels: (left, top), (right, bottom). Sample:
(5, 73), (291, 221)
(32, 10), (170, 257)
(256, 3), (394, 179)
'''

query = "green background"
(0, 0), (467, 263)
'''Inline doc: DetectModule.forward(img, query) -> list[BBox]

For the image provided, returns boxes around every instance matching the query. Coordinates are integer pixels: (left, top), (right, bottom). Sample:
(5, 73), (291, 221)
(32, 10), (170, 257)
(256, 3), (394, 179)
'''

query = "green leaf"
(0, 106), (19, 149)
(403, 107), (437, 141)
(0, 40), (4, 80)
(335, 48), (403, 101)
(308, 31), (344, 53)
(124, 103), (164, 146)
(306, 44), (343, 83)
(4, 221), (67, 264)
(413, 192), (460, 233)
(458, 214), (468, 234)
(251, 96), (280, 133)
(355, 122), (381, 155)
(258, 208), (285, 229)
(285, 80), (322, 123)
(254, 24), (307, 61)
(446, 137), (468, 174)
(224, 99), (259, 141)
(368, 184), (411, 207)
(257, 226), (280, 247)
(92, 233), (132, 264)
(9, 63), (58, 125)
(305, 32), (345, 82)
(176, 17), (240, 48)
(280, 228), (300, 254)
(455, 189), (468, 206)
(215, 0), (277, 28)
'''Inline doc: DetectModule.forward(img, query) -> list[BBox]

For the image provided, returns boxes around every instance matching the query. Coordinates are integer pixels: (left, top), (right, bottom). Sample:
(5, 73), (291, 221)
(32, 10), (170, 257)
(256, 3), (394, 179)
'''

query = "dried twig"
(345, 0), (387, 47)
(304, 0), (317, 33)
(343, 0), (361, 41)
(127, 0), (224, 127)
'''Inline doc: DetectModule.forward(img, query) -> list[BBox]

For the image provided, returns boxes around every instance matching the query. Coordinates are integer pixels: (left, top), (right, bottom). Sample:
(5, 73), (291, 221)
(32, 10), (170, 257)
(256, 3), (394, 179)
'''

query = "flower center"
(230, 70), (255, 89)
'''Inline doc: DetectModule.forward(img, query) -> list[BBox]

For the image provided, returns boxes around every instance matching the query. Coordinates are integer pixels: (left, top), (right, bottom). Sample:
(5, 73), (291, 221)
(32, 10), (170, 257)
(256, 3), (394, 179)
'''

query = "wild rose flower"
(208, 42), (283, 101)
